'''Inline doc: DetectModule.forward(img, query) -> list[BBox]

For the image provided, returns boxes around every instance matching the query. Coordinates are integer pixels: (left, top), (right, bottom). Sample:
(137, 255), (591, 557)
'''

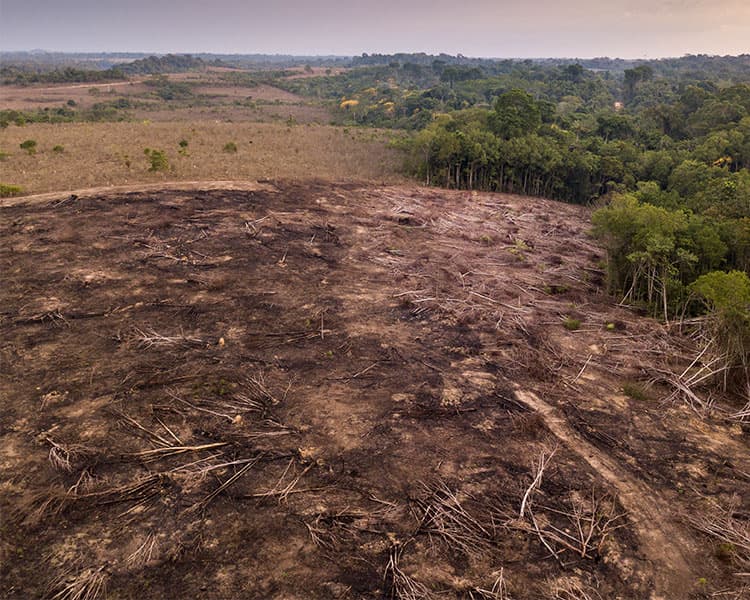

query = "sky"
(1, 0), (749, 58)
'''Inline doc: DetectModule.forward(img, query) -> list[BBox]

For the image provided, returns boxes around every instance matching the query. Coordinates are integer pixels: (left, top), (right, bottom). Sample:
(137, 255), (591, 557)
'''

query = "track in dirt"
(1, 181), (748, 599)
(513, 389), (694, 599)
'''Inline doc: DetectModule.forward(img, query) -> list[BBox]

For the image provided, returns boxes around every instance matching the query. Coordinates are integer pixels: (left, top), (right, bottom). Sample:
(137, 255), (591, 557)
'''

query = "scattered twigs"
(688, 502), (750, 571)
(304, 502), (399, 550)
(413, 480), (494, 555)
(134, 327), (204, 349)
(244, 215), (270, 237)
(133, 442), (229, 461)
(570, 354), (593, 384)
(730, 398), (750, 422)
(469, 570), (511, 600)
(514, 449), (624, 563)
(126, 532), (159, 568)
(708, 587), (750, 598)
(165, 389), (241, 422)
(14, 310), (69, 327)
(384, 543), (434, 600)
(244, 329), (334, 348)
(43, 436), (89, 473)
(654, 370), (717, 417)
(116, 411), (173, 447)
(49, 565), (108, 600)
(197, 455), (264, 509)
(519, 447), (557, 519)
(537, 487), (625, 559)
(550, 579), (603, 600)
(246, 459), (313, 502)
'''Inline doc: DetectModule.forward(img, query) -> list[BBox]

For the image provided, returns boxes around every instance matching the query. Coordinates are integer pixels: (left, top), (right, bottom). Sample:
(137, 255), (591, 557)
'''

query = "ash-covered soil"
(1, 182), (748, 599)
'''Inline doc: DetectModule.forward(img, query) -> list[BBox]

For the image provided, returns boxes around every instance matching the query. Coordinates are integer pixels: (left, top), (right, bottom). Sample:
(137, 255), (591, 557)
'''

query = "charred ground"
(1, 182), (749, 599)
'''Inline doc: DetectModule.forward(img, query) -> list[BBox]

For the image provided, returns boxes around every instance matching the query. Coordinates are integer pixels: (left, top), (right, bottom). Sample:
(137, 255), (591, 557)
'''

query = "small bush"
(144, 148), (169, 172)
(52, 145), (65, 154)
(20, 139), (37, 155)
(563, 317), (581, 331)
(622, 381), (650, 402)
(223, 141), (238, 153)
(0, 183), (24, 198)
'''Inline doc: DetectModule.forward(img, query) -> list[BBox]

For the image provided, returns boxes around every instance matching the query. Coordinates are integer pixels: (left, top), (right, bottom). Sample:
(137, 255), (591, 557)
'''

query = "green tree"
(490, 89), (541, 139)
(690, 270), (750, 393)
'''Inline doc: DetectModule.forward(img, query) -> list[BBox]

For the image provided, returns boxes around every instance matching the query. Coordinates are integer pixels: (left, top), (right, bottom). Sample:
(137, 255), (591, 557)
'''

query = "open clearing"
(2, 181), (749, 599)
(0, 122), (404, 195)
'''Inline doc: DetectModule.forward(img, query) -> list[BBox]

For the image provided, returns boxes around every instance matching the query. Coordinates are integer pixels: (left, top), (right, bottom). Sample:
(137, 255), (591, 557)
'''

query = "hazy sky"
(1, 0), (748, 58)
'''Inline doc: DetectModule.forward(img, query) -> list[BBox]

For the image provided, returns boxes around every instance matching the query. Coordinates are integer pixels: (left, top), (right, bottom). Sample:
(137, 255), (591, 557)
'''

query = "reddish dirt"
(1, 182), (749, 599)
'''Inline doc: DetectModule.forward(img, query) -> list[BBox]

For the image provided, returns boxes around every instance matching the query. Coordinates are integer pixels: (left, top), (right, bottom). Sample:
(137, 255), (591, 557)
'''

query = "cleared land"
(2, 182), (748, 599)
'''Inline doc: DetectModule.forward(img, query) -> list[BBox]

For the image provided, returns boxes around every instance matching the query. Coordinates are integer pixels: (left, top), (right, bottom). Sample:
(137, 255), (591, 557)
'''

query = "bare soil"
(1, 182), (748, 599)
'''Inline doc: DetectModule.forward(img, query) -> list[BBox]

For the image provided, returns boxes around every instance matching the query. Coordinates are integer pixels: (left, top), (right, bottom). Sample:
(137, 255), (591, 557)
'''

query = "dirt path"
(514, 388), (695, 599)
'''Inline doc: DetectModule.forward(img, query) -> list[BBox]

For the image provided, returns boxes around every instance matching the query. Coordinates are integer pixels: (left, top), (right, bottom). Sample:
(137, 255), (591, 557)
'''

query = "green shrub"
(0, 183), (23, 198)
(223, 141), (238, 153)
(52, 145), (65, 154)
(144, 148), (169, 172)
(563, 317), (581, 331)
(690, 270), (750, 391)
(19, 139), (37, 155)
(622, 381), (650, 401)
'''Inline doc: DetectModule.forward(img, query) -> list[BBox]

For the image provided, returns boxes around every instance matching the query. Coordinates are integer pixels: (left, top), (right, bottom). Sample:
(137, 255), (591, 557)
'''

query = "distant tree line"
(0, 54), (220, 85)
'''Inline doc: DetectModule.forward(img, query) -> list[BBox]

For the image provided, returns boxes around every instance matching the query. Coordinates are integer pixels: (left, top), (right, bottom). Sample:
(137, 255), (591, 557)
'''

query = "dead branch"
(384, 543), (435, 600)
(470, 569), (511, 600)
(49, 565), (107, 600)
(126, 532), (159, 568)
(519, 447), (557, 519)
(550, 579), (603, 600)
(688, 504), (750, 570)
(197, 455), (264, 509)
(134, 327), (204, 349)
(247, 460), (313, 502)
(414, 480), (494, 555)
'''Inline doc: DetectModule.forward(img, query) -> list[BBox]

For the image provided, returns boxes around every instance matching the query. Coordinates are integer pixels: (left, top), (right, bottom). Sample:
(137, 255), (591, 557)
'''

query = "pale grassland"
(0, 121), (407, 195)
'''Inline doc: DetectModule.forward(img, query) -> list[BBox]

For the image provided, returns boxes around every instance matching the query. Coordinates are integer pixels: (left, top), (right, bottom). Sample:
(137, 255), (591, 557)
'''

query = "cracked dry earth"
(1, 181), (749, 599)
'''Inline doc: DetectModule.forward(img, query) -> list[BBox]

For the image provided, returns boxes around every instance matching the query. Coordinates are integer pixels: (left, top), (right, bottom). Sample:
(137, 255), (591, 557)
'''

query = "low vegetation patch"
(19, 139), (37, 155)
(144, 147), (169, 172)
(0, 182), (23, 197)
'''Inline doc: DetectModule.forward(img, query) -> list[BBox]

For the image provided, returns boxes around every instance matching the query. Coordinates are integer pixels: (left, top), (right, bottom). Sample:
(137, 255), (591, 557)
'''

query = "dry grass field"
(0, 121), (405, 194)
